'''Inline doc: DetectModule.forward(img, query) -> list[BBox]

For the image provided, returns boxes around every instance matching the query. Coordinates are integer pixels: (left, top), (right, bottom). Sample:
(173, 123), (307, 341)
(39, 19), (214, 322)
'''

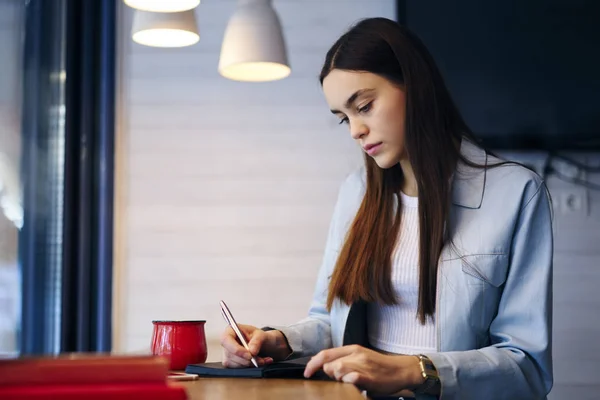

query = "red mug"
(151, 320), (208, 370)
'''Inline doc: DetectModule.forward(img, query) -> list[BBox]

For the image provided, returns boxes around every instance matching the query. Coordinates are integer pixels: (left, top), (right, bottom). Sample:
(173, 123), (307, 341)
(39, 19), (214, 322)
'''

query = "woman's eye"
(338, 117), (349, 125)
(358, 102), (372, 113)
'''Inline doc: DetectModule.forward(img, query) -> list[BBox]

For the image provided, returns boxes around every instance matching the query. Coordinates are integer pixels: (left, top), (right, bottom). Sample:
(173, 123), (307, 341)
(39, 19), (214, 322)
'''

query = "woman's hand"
(304, 345), (424, 395)
(220, 324), (292, 368)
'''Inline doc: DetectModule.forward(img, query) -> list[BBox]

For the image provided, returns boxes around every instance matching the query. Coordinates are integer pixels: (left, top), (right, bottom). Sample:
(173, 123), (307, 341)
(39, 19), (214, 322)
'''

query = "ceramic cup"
(150, 320), (207, 370)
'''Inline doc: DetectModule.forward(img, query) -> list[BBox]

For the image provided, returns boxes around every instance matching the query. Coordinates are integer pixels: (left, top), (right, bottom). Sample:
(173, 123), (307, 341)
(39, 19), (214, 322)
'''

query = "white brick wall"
(544, 172), (600, 400)
(114, 0), (388, 357)
(114, 1), (600, 397)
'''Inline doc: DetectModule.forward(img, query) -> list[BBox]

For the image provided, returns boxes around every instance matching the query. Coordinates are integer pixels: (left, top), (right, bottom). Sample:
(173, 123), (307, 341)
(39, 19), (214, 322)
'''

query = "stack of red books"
(0, 354), (188, 399)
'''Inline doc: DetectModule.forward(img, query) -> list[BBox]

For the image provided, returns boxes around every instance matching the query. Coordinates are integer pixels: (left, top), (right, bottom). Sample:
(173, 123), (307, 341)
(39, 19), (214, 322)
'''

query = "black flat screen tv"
(397, 0), (600, 150)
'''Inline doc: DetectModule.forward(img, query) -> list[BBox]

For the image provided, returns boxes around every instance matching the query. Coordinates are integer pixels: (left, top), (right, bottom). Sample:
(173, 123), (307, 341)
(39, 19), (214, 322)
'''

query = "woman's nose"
(349, 120), (368, 140)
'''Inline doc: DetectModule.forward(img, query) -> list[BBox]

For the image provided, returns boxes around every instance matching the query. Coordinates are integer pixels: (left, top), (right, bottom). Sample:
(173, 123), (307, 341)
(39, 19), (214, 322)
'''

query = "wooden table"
(177, 377), (365, 399)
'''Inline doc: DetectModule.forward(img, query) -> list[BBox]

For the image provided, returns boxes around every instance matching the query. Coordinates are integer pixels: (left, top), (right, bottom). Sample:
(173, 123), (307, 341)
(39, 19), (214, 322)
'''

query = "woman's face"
(322, 69), (407, 169)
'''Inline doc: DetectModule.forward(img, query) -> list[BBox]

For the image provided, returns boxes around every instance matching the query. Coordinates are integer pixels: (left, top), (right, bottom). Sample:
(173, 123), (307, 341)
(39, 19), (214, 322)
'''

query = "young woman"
(220, 17), (553, 400)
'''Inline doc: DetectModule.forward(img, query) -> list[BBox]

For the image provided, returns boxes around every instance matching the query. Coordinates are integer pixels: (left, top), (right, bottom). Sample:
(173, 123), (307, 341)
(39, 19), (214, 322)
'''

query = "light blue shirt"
(276, 140), (553, 400)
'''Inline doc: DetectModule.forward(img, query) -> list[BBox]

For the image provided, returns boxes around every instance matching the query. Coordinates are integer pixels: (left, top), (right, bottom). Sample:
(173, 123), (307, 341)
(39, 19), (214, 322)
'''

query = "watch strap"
(413, 354), (440, 395)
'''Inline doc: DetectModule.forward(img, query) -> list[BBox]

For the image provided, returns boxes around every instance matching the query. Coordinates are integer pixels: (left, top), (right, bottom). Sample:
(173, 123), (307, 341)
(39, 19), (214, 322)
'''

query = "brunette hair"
(321, 17), (483, 323)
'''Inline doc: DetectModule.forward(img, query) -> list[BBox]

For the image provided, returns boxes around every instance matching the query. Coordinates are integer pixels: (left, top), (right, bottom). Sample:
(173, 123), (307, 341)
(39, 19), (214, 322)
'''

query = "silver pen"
(219, 300), (259, 368)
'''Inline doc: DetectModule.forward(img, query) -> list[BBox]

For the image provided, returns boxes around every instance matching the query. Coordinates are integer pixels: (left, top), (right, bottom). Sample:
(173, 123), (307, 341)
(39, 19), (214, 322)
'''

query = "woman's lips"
(363, 142), (382, 155)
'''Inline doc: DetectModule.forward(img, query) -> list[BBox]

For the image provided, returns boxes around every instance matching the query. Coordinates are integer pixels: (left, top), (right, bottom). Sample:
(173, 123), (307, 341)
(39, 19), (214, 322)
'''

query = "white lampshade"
(124, 0), (200, 13)
(132, 9), (199, 48)
(219, 0), (290, 82)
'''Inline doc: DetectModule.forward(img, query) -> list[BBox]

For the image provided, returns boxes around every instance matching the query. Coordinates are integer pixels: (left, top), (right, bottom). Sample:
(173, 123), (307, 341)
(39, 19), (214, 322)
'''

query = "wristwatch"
(412, 354), (440, 395)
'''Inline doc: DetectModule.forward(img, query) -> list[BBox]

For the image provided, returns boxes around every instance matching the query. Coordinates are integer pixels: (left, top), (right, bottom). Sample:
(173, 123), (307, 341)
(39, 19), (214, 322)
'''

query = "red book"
(0, 354), (170, 387)
(0, 383), (188, 400)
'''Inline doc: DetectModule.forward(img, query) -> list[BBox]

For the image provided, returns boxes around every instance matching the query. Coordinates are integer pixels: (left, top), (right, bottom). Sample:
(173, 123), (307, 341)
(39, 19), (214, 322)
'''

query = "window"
(0, 0), (26, 357)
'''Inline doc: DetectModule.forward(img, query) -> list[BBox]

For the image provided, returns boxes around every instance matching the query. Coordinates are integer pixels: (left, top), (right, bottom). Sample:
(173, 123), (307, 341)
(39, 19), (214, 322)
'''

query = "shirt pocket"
(459, 253), (509, 343)
(460, 253), (509, 287)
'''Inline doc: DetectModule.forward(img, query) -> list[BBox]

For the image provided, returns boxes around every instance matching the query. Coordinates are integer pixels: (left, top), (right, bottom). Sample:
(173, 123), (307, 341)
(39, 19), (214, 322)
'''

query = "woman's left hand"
(304, 345), (423, 395)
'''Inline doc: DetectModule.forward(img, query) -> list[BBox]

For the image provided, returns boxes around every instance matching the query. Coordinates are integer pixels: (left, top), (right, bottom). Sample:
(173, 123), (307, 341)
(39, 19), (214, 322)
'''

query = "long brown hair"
(321, 17), (481, 323)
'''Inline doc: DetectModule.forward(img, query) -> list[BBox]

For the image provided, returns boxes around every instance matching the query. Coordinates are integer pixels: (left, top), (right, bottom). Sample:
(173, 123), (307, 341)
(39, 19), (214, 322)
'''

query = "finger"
(222, 347), (273, 367)
(341, 371), (361, 385)
(222, 357), (248, 369)
(323, 357), (362, 381)
(223, 354), (273, 368)
(323, 360), (344, 381)
(223, 350), (253, 367)
(220, 327), (253, 361)
(223, 356), (273, 369)
(238, 324), (259, 335)
(246, 329), (266, 356)
(304, 345), (362, 378)
(256, 356), (274, 366)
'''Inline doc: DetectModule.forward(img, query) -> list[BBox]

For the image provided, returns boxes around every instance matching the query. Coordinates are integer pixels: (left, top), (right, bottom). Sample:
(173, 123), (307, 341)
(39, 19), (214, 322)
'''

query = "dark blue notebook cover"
(185, 356), (331, 380)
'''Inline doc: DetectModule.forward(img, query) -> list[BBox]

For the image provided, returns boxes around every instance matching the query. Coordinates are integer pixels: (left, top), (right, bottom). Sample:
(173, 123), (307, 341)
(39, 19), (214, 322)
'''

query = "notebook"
(185, 356), (331, 380)
(0, 353), (169, 386)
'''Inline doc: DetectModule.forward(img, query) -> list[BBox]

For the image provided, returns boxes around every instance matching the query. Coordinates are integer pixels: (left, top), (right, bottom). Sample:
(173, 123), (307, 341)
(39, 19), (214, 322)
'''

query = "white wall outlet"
(559, 188), (589, 216)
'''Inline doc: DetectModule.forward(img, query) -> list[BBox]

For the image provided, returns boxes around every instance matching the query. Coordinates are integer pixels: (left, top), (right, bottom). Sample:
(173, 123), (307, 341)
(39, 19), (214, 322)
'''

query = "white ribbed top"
(367, 192), (437, 355)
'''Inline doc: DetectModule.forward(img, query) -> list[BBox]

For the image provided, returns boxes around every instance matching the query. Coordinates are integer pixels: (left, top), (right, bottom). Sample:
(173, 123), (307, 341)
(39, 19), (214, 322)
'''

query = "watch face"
(419, 356), (438, 378)
(414, 355), (439, 395)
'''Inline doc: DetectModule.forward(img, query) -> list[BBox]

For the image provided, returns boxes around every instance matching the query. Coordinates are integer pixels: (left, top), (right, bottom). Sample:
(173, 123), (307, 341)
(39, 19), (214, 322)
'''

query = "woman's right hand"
(221, 324), (290, 368)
